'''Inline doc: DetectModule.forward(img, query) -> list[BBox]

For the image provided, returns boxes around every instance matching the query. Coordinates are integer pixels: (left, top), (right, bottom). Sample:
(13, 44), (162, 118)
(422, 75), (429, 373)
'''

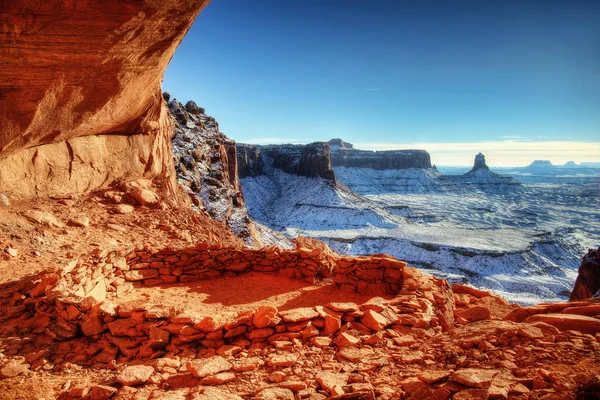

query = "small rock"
(310, 337), (332, 348)
(417, 370), (451, 384)
(254, 305), (279, 328)
(186, 356), (232, 378)
(268, 354), (298, 367)
(361, 309), (390, 331)
(113, 204), (135, 214)
(316, 371), (348, 396)
(279, 307), (319, 323)
(451, 368), (499, 389)
(334, 332), (360, 347)
(130, 188), (160, 207)
(232, 357), (264, 372)
(326, 302), (359, 313)
(115, 365), (154, 386)
(191, 388), (243, 400)
(200, 372), (236, 385)
(456, 306), (491, 322)
(254, 388), (294, 400)
(6, 247), (18, 257)
(269, 371), (287, 383)
(277, 381), (308, 392)
(69, 216), (90, 227)
(0, 361), (30, 378)
(337, 346), (374, 362)
(90, 385), (118, 400)
(22, 210), (65, 227)
(0, 193), (10, 206)
(516, 324), (544, 339)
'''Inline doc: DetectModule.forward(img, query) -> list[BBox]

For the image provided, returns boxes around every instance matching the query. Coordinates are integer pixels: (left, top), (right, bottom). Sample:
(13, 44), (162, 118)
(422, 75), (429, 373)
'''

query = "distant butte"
(469, 152), (490, 172)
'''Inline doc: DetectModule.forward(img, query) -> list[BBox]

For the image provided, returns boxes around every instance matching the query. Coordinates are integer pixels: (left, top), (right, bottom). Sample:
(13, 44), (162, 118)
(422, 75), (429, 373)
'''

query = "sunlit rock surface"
(0, 0), (209, 198)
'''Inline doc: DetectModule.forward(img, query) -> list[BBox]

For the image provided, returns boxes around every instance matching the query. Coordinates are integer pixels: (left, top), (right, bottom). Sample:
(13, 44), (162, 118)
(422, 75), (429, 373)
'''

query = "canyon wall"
(0, 0), (210, 199)
(237, 139), (432, 181)
(237, 142), (336, 181)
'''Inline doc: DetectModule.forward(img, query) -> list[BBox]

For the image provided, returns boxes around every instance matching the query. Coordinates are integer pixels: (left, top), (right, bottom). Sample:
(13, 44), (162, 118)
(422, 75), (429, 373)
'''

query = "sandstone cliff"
(237, 142), (336, 181)
(328, 139), (432, 170)
(237, 145), (265, 177)
(0, 0), (209, 200)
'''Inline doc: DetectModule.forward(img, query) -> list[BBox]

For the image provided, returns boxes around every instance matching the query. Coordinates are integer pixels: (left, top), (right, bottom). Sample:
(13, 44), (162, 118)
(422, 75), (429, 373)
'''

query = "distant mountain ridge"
(524, 160), (600, 169)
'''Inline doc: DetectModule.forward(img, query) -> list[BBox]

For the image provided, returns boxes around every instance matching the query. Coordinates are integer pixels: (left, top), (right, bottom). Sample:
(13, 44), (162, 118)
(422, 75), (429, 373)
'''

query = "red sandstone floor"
(119, 272), (385, 316)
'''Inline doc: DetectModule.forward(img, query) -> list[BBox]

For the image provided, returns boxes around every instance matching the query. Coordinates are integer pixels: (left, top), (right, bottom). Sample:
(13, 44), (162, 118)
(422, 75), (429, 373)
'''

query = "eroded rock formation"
(236, 142), (336, 181)
(169, 99), (262, 246)
(470, 152), (489, 172)
(237, 145), (265, 178)
(0, 0), (210, 199)
(570, 247), (600, 301)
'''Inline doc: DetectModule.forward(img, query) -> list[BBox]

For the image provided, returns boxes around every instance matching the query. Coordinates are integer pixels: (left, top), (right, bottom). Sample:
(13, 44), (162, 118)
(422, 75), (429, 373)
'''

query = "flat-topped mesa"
(0, 0), (209, 199)
(236, 142), (336, 181)
(328, 139), (432, 170)
(526, 160), (554, 169)
(327, 138), (354, 150)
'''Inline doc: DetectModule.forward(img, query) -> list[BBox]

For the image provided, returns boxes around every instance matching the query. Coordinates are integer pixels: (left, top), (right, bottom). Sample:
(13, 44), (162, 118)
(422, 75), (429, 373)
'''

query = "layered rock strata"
(237, 143), (336, 181)
(0, 0), (209, 199)
(328, 139), (432, 170)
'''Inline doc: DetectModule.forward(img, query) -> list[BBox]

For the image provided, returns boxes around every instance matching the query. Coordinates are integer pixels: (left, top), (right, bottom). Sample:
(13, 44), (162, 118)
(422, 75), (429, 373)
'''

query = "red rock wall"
(125, 243), (405, 296)
(0, 0), (210, 198)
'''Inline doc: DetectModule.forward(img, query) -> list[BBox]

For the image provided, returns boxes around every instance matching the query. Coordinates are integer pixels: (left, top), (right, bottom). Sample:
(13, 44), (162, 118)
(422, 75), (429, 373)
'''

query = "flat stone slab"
(116, 365), (154, 386)
(186, 356), (232, 378)
(524, 313), (600, 335)
(451, 368), (500, 388)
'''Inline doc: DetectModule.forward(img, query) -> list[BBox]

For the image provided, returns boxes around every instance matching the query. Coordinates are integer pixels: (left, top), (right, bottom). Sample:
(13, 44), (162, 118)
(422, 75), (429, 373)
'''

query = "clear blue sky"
(164, 0), (600, 165)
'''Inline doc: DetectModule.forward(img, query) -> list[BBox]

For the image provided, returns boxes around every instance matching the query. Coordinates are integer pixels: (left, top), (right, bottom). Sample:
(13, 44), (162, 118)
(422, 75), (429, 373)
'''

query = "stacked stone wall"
(124, 243), (406, 296)
(0, 242), (458, 367)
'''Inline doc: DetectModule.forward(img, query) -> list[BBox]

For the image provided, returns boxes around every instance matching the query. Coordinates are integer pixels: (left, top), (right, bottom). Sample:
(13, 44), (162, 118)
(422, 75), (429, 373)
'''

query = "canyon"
(0, 2), (599, 400)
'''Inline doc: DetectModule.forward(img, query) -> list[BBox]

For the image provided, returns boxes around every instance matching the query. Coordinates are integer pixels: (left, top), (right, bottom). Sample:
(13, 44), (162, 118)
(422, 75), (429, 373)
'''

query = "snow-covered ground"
(241, 158), (600, 305)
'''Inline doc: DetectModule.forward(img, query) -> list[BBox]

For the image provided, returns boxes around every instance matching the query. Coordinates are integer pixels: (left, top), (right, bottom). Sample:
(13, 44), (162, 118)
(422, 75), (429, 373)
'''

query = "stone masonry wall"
(124, 243), (405, 297)
(0, 241), (458, 368)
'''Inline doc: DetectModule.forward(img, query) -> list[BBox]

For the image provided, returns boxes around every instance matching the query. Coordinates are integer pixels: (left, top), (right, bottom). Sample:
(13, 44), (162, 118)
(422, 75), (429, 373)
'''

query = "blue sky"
(164, 0), (600, 166)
